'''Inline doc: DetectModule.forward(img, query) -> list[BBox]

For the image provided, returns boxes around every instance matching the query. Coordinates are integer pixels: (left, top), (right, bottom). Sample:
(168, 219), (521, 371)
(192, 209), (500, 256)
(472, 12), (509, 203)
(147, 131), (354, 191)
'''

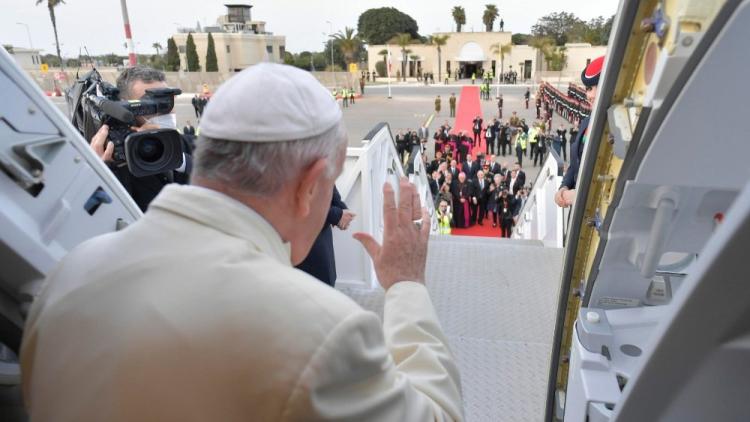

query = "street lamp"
(16, 22), (33, 49)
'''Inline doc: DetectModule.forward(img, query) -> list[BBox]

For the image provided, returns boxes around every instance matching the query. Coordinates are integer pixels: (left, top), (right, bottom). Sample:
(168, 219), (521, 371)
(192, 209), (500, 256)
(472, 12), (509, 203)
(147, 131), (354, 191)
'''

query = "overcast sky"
(3, 0), (619, 57)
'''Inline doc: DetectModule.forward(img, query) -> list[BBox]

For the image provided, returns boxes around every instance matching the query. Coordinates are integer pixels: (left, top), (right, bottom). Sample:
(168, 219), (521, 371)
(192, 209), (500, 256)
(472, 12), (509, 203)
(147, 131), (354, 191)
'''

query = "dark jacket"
(462, 160), (480, 179)
(296, 186), (347, 287)
(110, 146), (192, 212)
(561, 117), (589, 190)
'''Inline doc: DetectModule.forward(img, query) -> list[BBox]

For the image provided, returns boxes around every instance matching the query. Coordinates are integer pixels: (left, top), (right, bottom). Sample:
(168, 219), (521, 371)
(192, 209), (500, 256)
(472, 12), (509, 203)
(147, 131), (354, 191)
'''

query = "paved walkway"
(338, 236), (563, 421)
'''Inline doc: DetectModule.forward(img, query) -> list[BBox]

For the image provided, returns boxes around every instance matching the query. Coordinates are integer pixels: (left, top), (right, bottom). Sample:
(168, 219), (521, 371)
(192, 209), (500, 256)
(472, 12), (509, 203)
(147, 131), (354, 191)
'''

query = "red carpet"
(448, 86), (496, 238)
(451, 86), (486, 157)
(451, 219), (505, 238)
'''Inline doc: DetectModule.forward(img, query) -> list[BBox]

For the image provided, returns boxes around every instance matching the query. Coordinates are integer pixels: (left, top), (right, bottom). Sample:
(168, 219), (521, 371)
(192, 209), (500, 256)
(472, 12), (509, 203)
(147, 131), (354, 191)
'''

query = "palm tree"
(152, 42), (163, 56)
(490, 42), (512, 78)
(333, 27), (360, 66)
(491, 42), (512, 95)
(530, 36), (555, 70)
(429, 34), (450, 82)
(394, 33), (412, 81)
(36, 0), (65, 70)
(409, 54), (420, 77)
(452, 6), (466, 33)
(483, 4), (499, 32)
(378, 48), (389, 75)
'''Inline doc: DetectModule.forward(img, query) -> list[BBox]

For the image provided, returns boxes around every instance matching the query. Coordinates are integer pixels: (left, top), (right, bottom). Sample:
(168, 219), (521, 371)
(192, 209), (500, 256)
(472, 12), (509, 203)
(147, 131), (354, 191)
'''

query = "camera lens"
(136, 137), (165, 163)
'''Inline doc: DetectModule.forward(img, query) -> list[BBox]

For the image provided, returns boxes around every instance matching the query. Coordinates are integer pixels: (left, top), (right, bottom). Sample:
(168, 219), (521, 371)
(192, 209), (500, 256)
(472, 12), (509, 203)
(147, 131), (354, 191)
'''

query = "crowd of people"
(501, 70), (519, 84)
(191, 94), (209, 119)
(394, 126), (430, 164)
(420, 79), (596, 237)
(332, 87), (358, 108)
(539, 82), (591, 125)
(426, 153), (529, 237)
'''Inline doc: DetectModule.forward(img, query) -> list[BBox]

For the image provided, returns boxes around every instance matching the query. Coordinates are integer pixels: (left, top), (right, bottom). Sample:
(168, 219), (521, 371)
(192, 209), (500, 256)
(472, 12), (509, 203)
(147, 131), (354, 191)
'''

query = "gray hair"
(192, 121), (347, 196)
(116, 66), (166, 99)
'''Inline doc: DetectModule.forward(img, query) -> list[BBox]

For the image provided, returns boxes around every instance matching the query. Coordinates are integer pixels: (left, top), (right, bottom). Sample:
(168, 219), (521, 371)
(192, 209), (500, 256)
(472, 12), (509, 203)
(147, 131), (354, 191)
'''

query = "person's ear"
(294, 158), (328, 218)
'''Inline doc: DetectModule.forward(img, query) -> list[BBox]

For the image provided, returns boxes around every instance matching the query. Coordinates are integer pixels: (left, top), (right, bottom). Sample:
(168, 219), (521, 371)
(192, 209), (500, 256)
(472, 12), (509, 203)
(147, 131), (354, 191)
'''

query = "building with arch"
(366, 31), (606, 83)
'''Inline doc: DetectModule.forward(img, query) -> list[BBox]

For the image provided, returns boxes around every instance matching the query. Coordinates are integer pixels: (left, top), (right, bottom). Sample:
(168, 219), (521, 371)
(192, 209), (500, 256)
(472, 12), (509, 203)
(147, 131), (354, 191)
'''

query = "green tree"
(531, 36), (567, 71)
(357, 7), (419, 45)
(512, 33), (531, 45)
(531, 12), (586, 46)
(150, 54), (167, 70)
(101, 53), (124, 66)
(186, 33), (200, 71)
(205, 32), (218, 71)
(323, 39), (346, 70)
(547, 46), (567, 71)
(283, 51), (295, 65)
(333, 27), (360, 65)
(294, 51), (314, 70)
(452, 6), (466, 32)
(378, 48), (389, 70)
(375, 60), (386, 77)
(166, 37), (180, 71)
(581, 15), (615, 45)
(393, 33), (412, 81)
(312, 52), (328, 70)
(41, 53), (61, 67)
(429, 34), (449, 82)
(483, 4), (499, 32)
(152, 42), (162, 56)
(490, 42), (512, 79)
(36, 0), (66, 70)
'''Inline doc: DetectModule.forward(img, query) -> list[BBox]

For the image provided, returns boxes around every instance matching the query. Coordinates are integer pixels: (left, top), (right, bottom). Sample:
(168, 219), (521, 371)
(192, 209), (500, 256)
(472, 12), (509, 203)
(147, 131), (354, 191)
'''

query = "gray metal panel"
(339, 236), (564, 421)
(633, 3), (750, 190)
(613, 144), (750, 422)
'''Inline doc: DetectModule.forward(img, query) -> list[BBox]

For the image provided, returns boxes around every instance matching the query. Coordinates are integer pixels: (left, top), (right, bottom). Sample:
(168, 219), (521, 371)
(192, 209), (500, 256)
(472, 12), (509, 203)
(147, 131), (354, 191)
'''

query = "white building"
(2, 46), (44, 72)
(172, 4), (286, 74)
(366, 32), (606, 83)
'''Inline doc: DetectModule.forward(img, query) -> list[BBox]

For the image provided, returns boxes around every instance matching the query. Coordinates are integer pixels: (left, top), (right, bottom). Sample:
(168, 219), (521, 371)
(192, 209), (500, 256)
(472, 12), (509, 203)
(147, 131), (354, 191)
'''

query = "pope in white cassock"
(20, 63), (464, 421)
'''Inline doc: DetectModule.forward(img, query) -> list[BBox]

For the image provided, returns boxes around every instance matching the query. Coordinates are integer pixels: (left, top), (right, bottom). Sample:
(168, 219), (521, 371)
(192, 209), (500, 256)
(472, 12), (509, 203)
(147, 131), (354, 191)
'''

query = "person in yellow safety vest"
(471, 73), (476, 85)
(436, 200), (452, 235)
(516, 131), (528, 167)
(528, 124), (539, 161)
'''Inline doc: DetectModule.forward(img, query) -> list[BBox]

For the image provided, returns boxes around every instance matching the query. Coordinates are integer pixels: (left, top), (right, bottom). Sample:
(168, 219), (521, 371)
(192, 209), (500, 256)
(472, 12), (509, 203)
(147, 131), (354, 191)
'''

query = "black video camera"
(67, 69), (184, 177)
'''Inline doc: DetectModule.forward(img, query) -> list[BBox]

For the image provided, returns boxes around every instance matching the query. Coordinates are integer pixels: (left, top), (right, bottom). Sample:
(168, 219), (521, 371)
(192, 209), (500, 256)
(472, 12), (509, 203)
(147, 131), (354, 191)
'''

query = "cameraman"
(90, 66), (191, 211)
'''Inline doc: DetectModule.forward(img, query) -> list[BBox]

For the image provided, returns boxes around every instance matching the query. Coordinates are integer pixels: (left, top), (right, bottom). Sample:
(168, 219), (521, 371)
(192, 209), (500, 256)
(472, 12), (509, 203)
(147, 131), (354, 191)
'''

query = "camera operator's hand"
(354, 178), (430, 290)
(91, 125), (114, 162)
(337, 210), (356, 230)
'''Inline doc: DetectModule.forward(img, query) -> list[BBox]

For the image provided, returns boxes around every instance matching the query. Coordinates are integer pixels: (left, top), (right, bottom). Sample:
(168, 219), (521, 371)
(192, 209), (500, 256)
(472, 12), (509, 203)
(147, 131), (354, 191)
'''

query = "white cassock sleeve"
(280, 282), (463, 421)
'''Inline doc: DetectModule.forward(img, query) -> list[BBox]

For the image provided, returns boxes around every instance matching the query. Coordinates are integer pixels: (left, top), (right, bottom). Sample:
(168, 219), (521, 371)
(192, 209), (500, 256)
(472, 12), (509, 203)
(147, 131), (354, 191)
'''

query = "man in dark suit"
(472, 116), (483, 147)
(191, 95), (200, 118)
(462, 154), (480, 180)
(448, 159), (460, 180)
(513, 162), (526, 186)
(395, 130), (407, 161)
(429, 171), (440, 199)
(508, 167), (524, 196)
(473, 170), (490, 225)
(490, 158), (503, 178)
(183, 120), (196, 152)
(489, 119), (500, 155)
(296, 186), (354, 287)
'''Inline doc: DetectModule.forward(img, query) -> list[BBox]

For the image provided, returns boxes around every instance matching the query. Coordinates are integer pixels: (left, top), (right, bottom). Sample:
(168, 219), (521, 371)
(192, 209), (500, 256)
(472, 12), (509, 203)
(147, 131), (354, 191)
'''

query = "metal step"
(338, 237), (564, 421)
(429, 235), (545, 248)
